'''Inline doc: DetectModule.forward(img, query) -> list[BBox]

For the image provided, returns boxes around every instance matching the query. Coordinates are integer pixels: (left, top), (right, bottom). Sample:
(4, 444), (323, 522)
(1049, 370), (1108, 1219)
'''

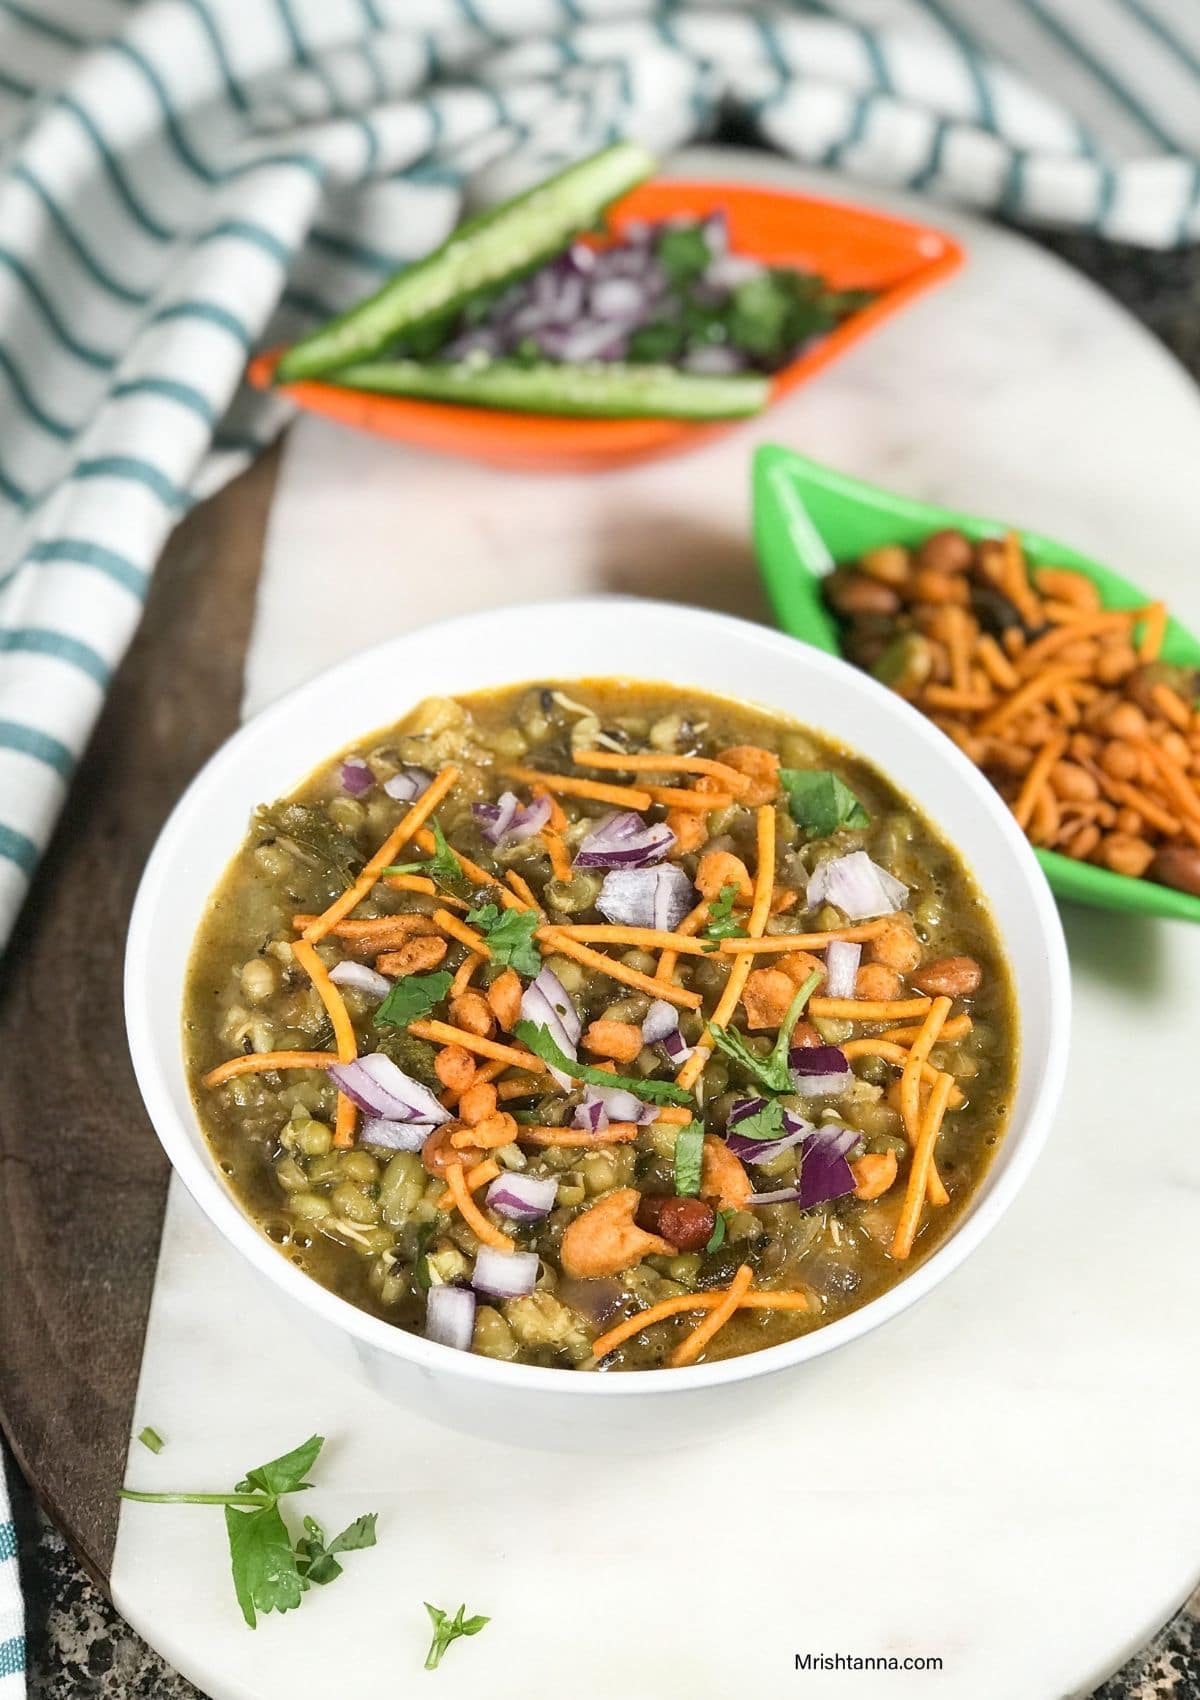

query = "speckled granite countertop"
(5, 225), (1200, 1700)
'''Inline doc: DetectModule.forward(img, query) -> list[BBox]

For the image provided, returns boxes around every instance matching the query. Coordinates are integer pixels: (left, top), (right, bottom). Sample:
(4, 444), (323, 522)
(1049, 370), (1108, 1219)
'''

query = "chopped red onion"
(641, 999), (679, 1046)
(472, 1246), (540, 1299)
(745, 1121), (858, 1209)
(824, 939), (861, 1000)
(473, 791), (518, 843)
(596, 866), (693, 933)
(790, 1044), (852, 1097)
(573, 1084), (655, 1130)
(807, 851), (908, 919)
(473, 791), (552, 847)
(746, 1186), (804, 1207)
(590, 276), (645, 319)
(520, 967), (580, 1088)
(384, 766), (433, 803)
(576, 811), (676, 870)
(576, 1093), (606, 1133)
(726, 1102), (814, 1164)
(329, 961), (390, 1002)
(426, 1284), (475, 1351)
(329, 1054), (450, 1124)
(798, 1122), (859, 1207)
(358, 1116), (433, 1152)
(485, 1172), (558, 1221)
(340, 758), (373, 796)
(661, 1028), (692, 1064)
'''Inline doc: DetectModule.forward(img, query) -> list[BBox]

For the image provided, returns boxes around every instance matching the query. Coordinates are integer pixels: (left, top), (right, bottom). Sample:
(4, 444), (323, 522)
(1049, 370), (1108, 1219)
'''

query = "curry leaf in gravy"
(779, 768), (870, 837)
(374, 970), (453, 1030)
(465, 902), (542, 977)
(255, 803), (361, 888)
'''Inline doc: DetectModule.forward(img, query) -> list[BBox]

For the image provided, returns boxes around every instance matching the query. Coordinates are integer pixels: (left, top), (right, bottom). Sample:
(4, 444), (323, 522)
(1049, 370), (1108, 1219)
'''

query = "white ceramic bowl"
(126, 597), (1069, 1434)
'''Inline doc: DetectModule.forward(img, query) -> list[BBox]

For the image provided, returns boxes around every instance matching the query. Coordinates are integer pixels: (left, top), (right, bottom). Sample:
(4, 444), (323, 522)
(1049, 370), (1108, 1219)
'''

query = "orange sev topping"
(302, 764), (459, 943)
(291, 938), (358, 1148)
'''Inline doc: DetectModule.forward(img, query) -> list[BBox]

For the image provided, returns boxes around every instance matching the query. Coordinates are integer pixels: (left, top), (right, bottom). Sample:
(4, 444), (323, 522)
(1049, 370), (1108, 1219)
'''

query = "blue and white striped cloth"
(3, 0), (1200, 962)
(0, 1506), (21, 1700)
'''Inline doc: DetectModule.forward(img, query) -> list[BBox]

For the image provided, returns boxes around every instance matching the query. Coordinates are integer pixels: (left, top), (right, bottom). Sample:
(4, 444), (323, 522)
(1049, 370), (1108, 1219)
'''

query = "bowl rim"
(124, 595), (1070, 1397)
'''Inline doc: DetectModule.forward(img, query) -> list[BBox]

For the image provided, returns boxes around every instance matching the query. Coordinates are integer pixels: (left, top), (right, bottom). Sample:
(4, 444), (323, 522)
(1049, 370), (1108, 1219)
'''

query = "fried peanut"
(859, 544), (911, 587)
(635, 1194), (716, 1251)
(917, 529), (974, 575)
(1151, 845), (1200, 896)
(910, 955), (982, 998)
(559, 1188), (674, 1278)
(1097, 832), (1155, 878)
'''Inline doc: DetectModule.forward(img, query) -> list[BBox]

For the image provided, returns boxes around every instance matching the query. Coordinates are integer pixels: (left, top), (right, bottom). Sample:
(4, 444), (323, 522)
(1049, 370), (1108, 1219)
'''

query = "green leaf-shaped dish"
(752, 443), (1200, 924)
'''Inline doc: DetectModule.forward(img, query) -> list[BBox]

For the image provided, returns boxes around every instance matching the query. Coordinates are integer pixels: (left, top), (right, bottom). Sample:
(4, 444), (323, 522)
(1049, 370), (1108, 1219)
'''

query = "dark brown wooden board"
(0, 446), (279, 1585)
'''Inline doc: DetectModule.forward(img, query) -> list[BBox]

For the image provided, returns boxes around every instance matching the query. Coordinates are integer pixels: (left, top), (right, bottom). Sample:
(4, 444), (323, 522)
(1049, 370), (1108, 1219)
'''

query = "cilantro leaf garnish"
(779, 769), (869, 837)
(513, 1021), (693, 1106)
(428, 819), (464, 885)
(236, 1434), (322, 1497)
(656, 223), (711, 286)
(706, 1208), (734, 1254)
(424, 1601), (490, 1671)
(294, 1512), (379, 1588)
(374, 970), (453, 1030)
(728, 1098), (786, 1144)
(702, 882), (747, 948)
(707, 970), (823, 1094)
(120, 1435), (377, 1630)
(466, 902), (542, 977)
(673, 1123), (704, 1196)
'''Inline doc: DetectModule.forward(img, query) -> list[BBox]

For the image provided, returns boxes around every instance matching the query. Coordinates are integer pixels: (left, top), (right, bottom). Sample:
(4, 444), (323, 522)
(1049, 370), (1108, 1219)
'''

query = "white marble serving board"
(113, 150), (1200, 1700)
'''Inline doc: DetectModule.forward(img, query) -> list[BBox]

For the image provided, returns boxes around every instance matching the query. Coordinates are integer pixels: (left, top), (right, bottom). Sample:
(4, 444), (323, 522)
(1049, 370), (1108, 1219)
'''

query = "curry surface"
(184, 678), (1016, 1370)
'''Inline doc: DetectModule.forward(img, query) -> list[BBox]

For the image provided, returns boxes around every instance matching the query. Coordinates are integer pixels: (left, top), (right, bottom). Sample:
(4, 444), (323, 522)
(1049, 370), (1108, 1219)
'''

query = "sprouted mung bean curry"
(185, 681), (1016, 1372)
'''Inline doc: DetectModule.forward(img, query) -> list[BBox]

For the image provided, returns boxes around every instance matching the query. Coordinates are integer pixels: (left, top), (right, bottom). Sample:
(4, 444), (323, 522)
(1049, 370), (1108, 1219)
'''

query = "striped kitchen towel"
(2, 0), (1200, 955)
(0, 1496), (22, 1700)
